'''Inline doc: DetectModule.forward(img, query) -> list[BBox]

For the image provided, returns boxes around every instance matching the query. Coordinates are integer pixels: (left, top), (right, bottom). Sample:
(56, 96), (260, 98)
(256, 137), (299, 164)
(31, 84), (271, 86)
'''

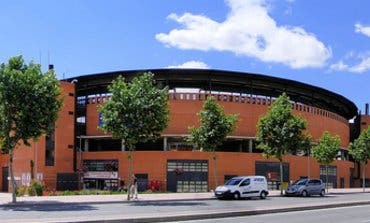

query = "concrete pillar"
(249, 139), (253, 153)
(163, 137), (168, 151)
(84, 139), (89, 152)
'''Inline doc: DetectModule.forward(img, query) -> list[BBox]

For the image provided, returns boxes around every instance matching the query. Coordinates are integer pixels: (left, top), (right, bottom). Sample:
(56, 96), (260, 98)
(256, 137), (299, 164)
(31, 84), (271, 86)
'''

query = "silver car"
(285, 179), (325, 197)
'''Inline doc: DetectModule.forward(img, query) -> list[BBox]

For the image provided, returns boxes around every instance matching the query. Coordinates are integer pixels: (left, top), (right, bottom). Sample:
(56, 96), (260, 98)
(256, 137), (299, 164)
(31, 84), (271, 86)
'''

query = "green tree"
(349, 126), (370, 192)
(99, 72), (169, 200)
(0, 56), (63, 203)
(312, 131), (340, 193)
(256, 93), (310, 195)
(187, 96), (238, 189)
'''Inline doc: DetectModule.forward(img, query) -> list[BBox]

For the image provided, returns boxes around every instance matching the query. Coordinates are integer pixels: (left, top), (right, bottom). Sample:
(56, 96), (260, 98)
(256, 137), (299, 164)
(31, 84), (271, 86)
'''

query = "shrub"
(16, 186), (28, 197)
(28, 180), (44, 196)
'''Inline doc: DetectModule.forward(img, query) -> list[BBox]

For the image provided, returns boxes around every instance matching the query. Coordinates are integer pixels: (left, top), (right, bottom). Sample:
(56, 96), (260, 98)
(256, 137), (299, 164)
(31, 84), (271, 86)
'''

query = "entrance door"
(2, 167), (8, 192)
(166, 160), (208, 192)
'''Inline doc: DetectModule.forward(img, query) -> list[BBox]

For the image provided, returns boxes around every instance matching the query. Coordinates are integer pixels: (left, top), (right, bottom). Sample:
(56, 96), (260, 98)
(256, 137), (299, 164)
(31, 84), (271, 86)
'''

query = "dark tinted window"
(225, 178), (242, 186)
(240, 179), (250, 186)
(45, 129), (55, 166)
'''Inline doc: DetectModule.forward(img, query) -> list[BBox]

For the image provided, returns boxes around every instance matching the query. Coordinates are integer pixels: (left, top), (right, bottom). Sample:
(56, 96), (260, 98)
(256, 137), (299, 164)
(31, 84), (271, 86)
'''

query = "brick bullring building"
(0, 69), (369, 192)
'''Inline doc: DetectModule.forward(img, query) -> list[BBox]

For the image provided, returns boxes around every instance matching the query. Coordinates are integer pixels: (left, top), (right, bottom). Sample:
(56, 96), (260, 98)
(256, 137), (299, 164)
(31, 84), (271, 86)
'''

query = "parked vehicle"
(215, 176), (269, 200)
(285, 178), (325, 197)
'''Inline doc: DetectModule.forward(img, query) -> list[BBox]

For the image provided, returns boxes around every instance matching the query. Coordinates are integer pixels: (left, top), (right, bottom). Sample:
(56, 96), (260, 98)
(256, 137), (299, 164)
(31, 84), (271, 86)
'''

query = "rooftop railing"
(84, 93), (348, 125)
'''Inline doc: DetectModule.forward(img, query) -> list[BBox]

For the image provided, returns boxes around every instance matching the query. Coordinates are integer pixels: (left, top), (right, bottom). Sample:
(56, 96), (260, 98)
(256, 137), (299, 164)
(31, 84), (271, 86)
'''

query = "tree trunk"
(326, 165), (329, 193)
(363, 163), (366, 193)
(127, 150), (133, 201)
(212, 151), (218, 189)
(30, 160), (34, 180)
(279, 160), (284, 195)
(307, 149), (310, 178)
(9, 151), (17, 203)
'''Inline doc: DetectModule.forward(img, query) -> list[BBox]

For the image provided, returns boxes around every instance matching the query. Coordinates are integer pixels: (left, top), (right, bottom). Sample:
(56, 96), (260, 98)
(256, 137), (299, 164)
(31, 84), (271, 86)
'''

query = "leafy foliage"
(349, 126), (370, 164)
(256, 93), (310, 161)
(0, 56), (62, 152)
(312, 131), (340, 165)
(98, 72), (169, 200)
(0, 56), (63, 202)
(187, 96), (238, 151)
(99, 72), (169, 150)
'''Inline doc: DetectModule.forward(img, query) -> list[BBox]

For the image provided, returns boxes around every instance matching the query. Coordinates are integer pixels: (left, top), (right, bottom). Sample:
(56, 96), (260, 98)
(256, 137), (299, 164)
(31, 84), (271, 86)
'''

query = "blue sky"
(0, 0), (369, 112)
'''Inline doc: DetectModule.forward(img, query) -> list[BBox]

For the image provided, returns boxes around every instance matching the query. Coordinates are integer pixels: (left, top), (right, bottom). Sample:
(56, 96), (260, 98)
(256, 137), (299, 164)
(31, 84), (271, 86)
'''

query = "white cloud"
(348, 57), (370, 73)
(330, 57), (370, 73)
(166, 60), (210, 69)
(329, 61), (348, 71)
(156, 0), (331, 69)
(355, 23), (370, 37)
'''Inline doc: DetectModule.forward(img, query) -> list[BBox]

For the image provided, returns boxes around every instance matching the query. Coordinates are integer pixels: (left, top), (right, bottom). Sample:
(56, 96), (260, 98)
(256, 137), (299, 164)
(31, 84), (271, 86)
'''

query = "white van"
(215, 176), (269, 199)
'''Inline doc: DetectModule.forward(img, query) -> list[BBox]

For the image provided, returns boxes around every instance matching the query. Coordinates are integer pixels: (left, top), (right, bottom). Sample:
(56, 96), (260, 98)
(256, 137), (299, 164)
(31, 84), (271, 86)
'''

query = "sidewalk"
(0, 188), (369, 206)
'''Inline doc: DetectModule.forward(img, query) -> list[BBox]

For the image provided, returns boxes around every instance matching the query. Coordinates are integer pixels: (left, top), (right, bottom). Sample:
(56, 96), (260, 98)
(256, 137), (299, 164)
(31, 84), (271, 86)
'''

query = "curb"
(1, 191), (369, 207)
(0, 197), (215, 207)
(65, 200), (370, 223)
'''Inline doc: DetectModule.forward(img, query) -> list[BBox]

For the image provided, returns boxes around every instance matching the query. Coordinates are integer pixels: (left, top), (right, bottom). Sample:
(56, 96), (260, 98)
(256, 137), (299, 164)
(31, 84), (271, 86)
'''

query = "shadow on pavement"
(129, 201), (209, 207)
(282, 195), (338, 199)
(0, 202), (98, 212)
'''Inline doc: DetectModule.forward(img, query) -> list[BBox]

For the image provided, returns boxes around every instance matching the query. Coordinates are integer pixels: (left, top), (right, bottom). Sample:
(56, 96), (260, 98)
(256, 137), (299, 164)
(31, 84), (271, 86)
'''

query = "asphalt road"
(0, 193), (370, 222)
(175, 205), (370, 223)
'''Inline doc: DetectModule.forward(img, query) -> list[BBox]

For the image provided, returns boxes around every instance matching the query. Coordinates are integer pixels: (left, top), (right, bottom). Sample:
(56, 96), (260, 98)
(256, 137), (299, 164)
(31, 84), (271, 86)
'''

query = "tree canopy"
(187, 96), (238, 152)
(99, 72), (169, 150)
(349, 126), (370, 192)
(0, 55), (63, 202)
(312, 131), (340, 165)
(349, 126), (370, 164)
(256, 93), (310, 161)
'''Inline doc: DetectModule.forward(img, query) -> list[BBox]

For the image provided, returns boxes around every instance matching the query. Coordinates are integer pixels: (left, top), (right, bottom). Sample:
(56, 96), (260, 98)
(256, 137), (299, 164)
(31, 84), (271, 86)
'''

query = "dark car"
(285, 179), (325, 197)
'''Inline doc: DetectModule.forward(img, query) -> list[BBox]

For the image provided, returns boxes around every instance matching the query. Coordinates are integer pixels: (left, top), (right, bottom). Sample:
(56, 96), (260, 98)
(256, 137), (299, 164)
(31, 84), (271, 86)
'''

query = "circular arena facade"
(1, 69), (368, 193)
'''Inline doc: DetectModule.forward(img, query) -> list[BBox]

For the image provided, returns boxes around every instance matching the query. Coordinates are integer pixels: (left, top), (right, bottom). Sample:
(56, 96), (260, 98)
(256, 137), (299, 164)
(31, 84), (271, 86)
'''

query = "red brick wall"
(86, 94), (350, 147)
(0, 82), (75, 191)
(81, 151), (354, 190)
(360, 115), (370, 131)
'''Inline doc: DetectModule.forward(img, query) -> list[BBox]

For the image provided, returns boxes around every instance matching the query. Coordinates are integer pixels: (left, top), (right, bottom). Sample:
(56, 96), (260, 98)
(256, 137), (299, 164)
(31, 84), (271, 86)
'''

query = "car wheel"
(320, 189), (325, 197)
(301, 190), (308, 197)
(260, 191), (267, 199)
(233, 192), (241, 200)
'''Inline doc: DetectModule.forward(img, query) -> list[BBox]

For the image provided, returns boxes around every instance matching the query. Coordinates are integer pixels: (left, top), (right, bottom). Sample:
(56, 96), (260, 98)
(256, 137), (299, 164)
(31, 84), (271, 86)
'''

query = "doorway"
(2, 167), (8, 192)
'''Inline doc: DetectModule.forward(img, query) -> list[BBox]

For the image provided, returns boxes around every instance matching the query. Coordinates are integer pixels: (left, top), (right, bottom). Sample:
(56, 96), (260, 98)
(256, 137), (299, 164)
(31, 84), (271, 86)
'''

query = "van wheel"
(260, 191), (267, 199)
(301, 190), (308, 197)
(233, 192), (240, 200)
(320, 189), (325, 197)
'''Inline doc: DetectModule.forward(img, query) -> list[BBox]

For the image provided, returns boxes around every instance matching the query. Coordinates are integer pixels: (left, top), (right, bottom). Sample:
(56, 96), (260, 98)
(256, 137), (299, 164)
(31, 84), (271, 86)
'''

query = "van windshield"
(225, 178), (242, 186)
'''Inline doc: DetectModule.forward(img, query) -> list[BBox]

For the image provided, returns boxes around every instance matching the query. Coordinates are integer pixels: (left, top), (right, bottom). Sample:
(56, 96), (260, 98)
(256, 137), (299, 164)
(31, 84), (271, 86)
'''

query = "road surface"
(0, 193), (369, 222)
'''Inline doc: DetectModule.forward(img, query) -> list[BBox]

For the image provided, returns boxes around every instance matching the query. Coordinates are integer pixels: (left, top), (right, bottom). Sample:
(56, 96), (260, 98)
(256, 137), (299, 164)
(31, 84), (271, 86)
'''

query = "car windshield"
(293, 179), (308, 185)
(225, 178), (242, 186)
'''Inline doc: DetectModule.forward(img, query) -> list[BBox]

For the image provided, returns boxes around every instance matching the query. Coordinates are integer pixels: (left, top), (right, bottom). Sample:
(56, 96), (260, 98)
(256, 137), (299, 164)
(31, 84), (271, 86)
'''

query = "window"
(83, 160), (118, 172)
(167, 161), (207, 172)
(177, 180), (207, 192)
(45, 129), (55, 166)
(240, 179), (250, 186)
